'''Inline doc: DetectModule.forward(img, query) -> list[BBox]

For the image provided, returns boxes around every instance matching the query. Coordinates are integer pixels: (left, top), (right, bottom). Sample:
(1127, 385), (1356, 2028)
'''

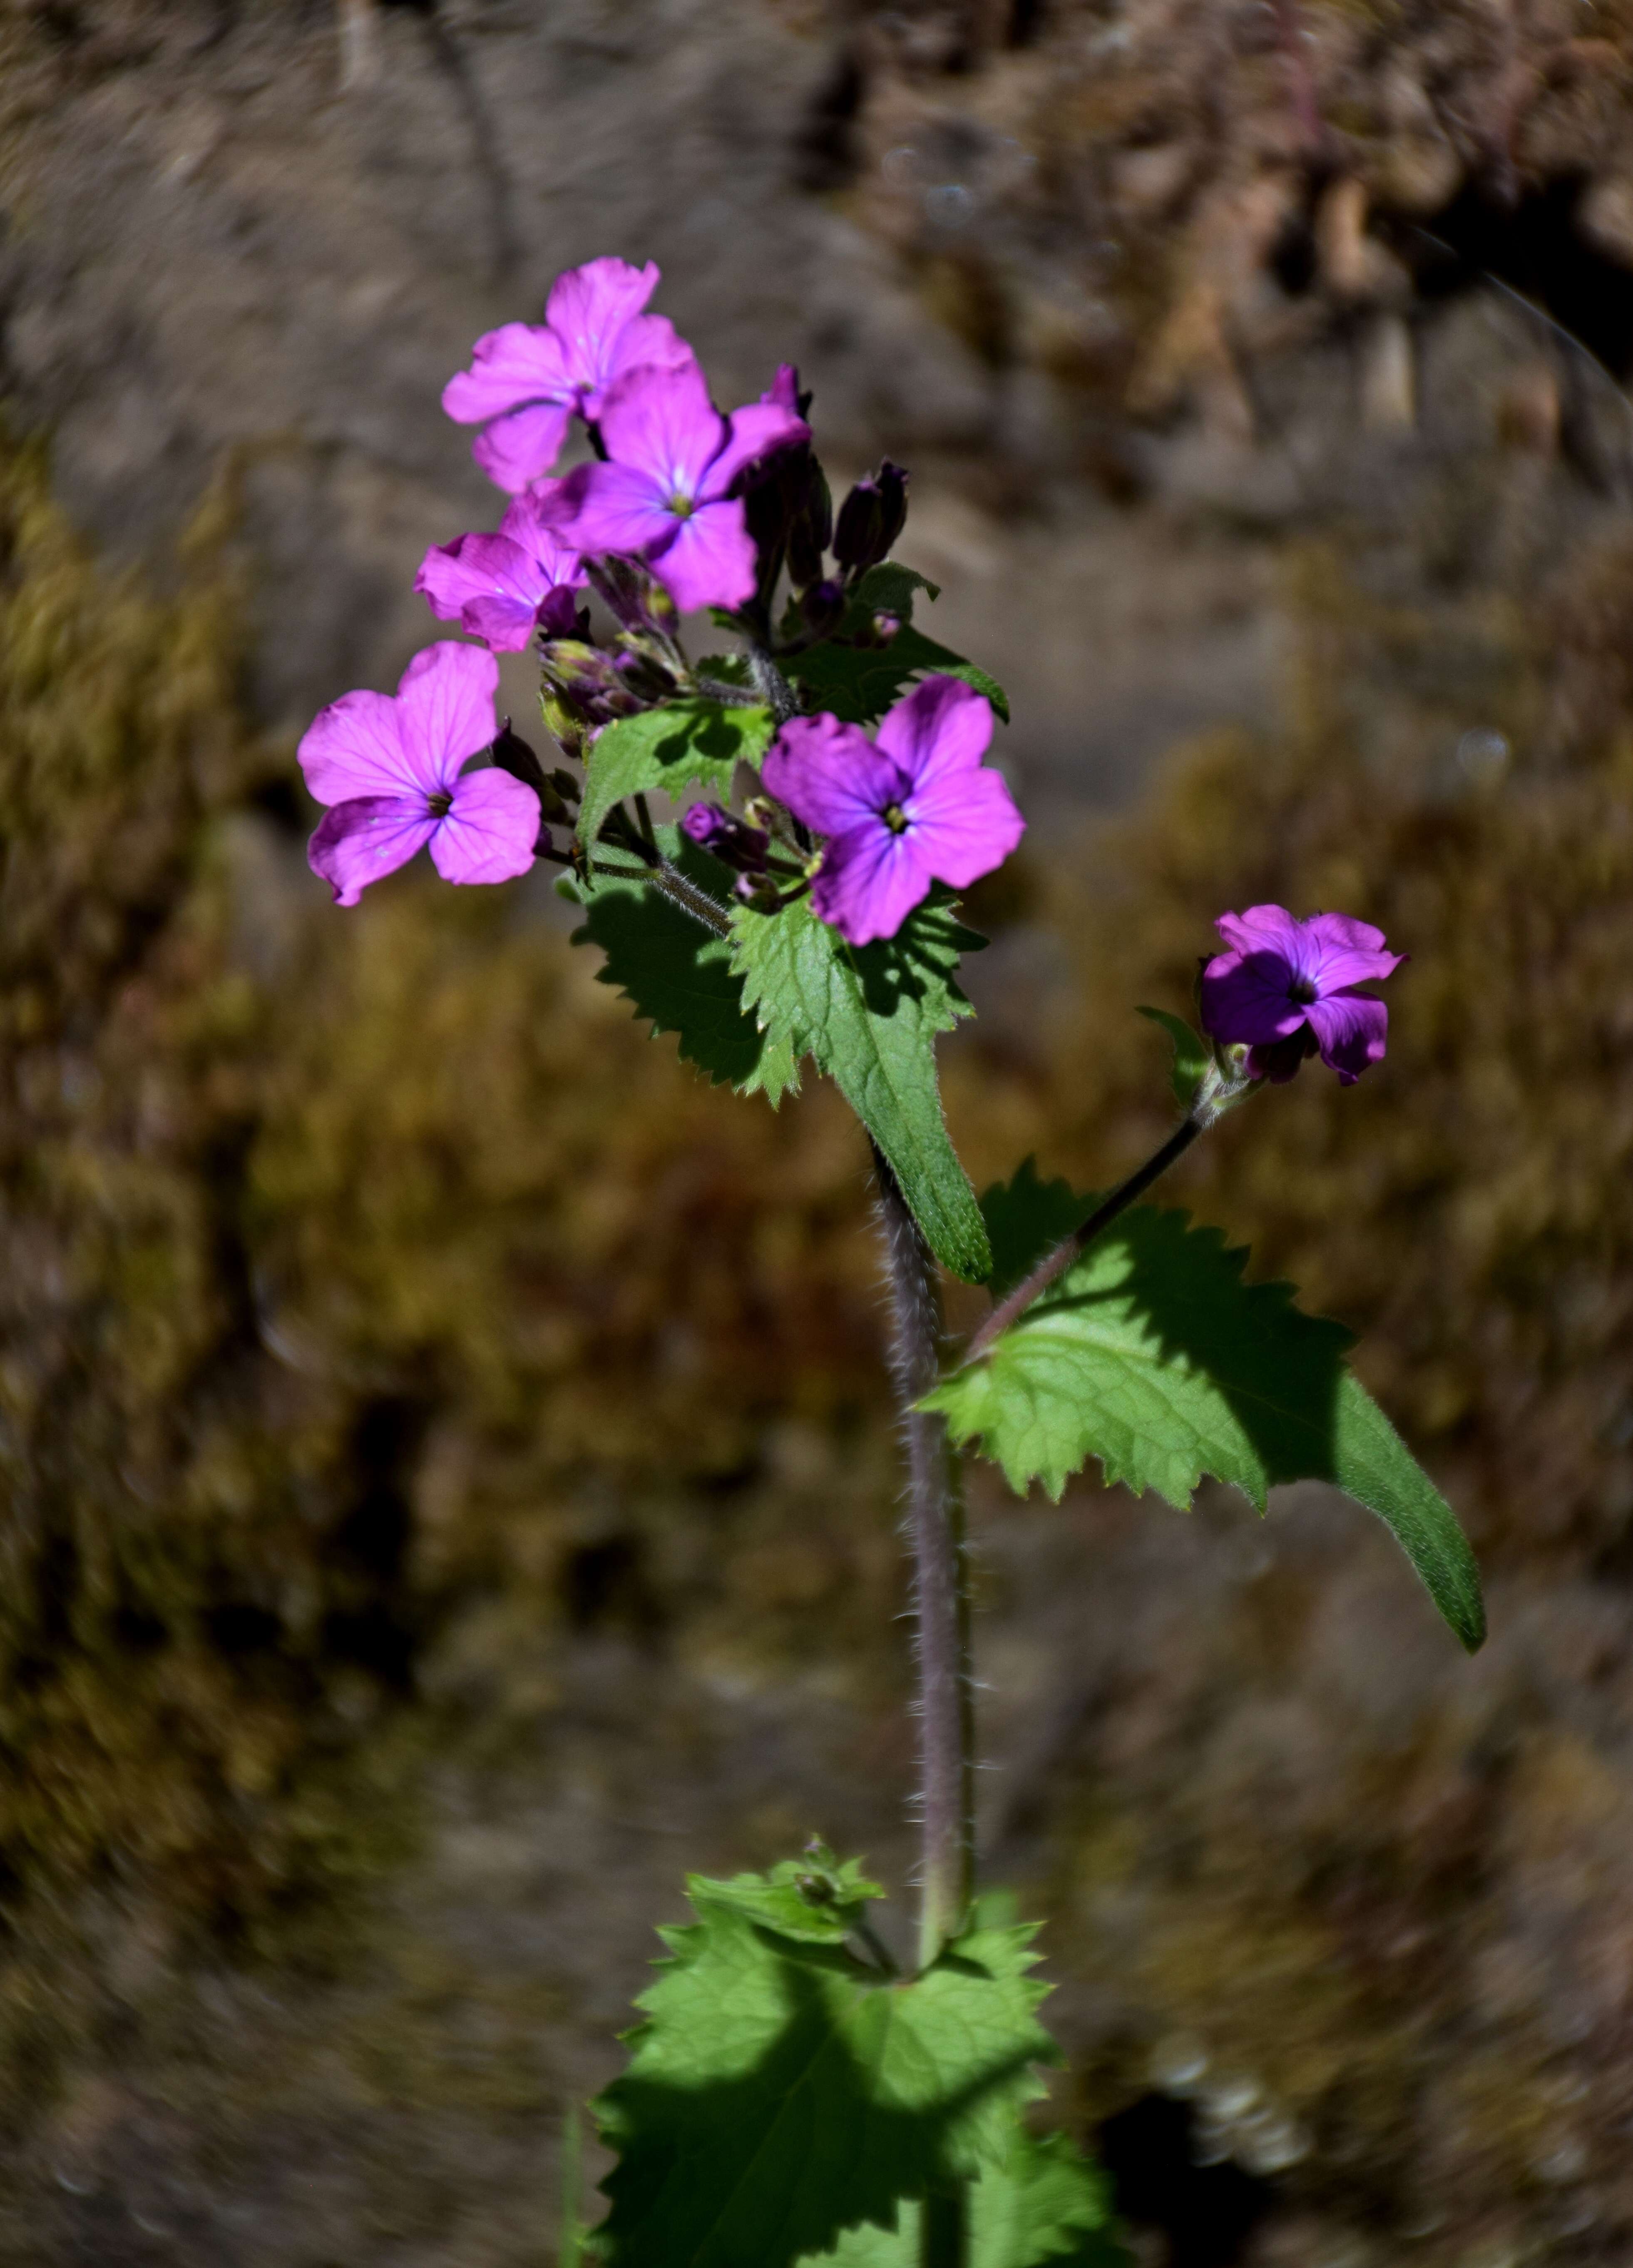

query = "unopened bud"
(681, 802), (771, 873)
(786, 461), (833, 589)
(490, 717), (550, 797)
(798, 578), (846, 640)
(734, 871), (784, 912)
(833, 460), (909, 574)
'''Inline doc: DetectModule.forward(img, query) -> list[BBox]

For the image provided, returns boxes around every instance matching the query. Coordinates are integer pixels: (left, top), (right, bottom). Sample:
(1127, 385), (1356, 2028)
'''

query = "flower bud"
(798, 578), (846, 640)
(681, 802), (771, 873)
(489, 716), (550, 798)
(734, 871), (784, 912)
(786, 461), (833, 589)
(833, 460), (910, 574)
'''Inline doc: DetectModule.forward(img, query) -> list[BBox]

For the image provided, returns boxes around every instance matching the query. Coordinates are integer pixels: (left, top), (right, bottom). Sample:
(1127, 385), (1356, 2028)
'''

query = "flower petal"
(702, 398), (810, 500)
(415, 532), (541, 623)
(442, 322), (573, 424)
(308, 797), (437, 906)
(597, 363), (725, 498)
(430, 767), (542, 886)
(905, 762), (1026, 890)
(543, 258), (661, 387)
(1199, 947), (1310, 1047)
(1214, 904), (1310, 964)
(810, 822), (933, 946)
(763, 712), (910, 837)
(541, 460), (677, 557)
(460, 592), (547, 652)
(874, 674), (993, 792)
(471, 400), (575, 495)
(1303, 990), (1389, 1083)
(498, 486), (584, 585)
(395, 643), (500, 794)
(648, 499), (758, 614)
(297, 688), (410, 806)
(588, 313), (695, 417)
(1302, 910), (1405, 994)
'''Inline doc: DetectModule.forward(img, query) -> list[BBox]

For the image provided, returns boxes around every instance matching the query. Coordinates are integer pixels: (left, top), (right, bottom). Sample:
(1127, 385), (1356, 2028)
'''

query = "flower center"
(667, 490), (695, 519)
(1287, 976), (1317, 1005)
(428, 791), (453, 819)
(880, 801), (910, 835)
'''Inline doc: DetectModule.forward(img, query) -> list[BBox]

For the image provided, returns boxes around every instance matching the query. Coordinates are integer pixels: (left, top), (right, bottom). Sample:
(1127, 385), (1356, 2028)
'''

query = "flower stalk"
(962, 1058), (1255, 1368)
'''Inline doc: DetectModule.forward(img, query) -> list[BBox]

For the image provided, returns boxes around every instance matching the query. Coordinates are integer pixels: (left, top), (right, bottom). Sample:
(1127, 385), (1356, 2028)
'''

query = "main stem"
(872, 1145), (974, 1972)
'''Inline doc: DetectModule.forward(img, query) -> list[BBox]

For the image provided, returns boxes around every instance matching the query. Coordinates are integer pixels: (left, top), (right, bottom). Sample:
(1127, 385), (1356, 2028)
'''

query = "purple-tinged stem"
(872, 1147), (974, 1972)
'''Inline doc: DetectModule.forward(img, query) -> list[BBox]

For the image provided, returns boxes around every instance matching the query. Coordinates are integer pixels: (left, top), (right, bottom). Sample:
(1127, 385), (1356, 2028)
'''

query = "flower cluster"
(296, 253), (1027, 929)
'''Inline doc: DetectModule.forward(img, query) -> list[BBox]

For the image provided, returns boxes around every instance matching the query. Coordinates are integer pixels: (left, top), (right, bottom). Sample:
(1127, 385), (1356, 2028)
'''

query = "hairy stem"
(873, 1147), (974, 1972)
(748, 643), (800, 725)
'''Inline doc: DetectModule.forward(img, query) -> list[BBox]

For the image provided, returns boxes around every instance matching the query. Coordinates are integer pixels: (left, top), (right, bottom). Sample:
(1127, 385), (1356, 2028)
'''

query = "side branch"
(962, 1063), (1255, 1367)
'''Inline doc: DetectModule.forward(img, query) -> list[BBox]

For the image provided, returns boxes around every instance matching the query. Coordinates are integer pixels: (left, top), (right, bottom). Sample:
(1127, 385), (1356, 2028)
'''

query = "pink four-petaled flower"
(762, 676), (1025, 947)
(442, 256), (693, 494)
(1199, 904), (1404, 1084)
(415, 485), (586, 653)
(538, 360), (808, 615)
(298, 643), (541, 906)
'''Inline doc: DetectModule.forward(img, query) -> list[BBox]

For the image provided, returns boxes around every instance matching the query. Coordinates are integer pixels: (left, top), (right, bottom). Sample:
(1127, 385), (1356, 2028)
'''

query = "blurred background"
(6, 1), (1633, 2261)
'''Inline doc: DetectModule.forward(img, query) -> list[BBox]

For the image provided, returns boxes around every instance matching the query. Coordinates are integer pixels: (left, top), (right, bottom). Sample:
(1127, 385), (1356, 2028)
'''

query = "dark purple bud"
(833, 460), (910, 574)
(786, 461), (833, 589)
(490, 717), (550, 797)
(798, 579), (846, 640)
(681, 802), (771, 872)
(536, 584), (584, 639)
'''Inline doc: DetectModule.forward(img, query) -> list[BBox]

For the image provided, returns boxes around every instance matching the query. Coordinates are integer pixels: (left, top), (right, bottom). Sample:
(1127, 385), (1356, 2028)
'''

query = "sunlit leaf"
(730, 894), (992, 1280)
(592, 1878), (1060, 2268)
(577, 701), (773, 859)
(928, 1185), (1485, 1650)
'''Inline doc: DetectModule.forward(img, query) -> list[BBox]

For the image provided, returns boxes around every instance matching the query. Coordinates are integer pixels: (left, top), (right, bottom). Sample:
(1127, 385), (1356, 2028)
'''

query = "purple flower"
(762, 675), (1025, 947)
(1199, 905), (1405, 1085)
(414, 486), (587, 652)
(298, 643), (541, 906)
(539, 361), (809, 615)
(442, 257), (694, 494)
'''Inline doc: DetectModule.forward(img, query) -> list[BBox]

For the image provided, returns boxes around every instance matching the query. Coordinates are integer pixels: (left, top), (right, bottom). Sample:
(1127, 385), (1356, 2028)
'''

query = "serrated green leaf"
(730, 895), (993, 1281)
(926, 1192), (1484, 1649)
(689, 1849), (886, 1947)
(851, 562), (942, 619)
(571, 832), (798, 1100)
(577, 701), (773, 857)
(785, 625), (1010, 728)
(979, 1159), (1087, 1300)
(593, 1892), (1059, 2268)
(803, 2131), (1129, 2267)
(1136, 1006), (1210, 1109)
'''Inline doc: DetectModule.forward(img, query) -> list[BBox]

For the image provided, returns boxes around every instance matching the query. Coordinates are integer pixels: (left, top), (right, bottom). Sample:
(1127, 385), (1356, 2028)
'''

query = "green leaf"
(785, 626), (1010, 728)
(979, 1159), (1087, 1300)
(851, 563), (942, 619)
(925, 1191), (1485, 1650)
(577, 701), (773, 857)
(571, 832), (798, 1101)
(688, 1847), (886, 1948)
(730, 895), (993, 1281)
(592, 1886), (1060, 2268)
(802, 2131), (1129, 2267)
(782, 568), (1008, 728)
(1136, 1006), (1210, 1110)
